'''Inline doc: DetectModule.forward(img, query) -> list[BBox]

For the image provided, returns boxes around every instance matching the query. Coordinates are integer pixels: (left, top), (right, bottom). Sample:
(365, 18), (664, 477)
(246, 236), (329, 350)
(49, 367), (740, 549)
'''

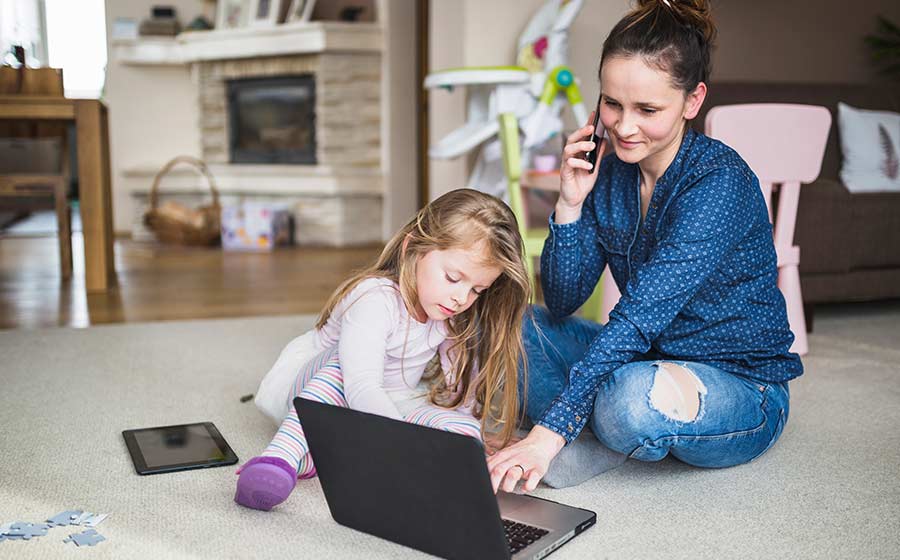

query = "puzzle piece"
(5, 522), (50, 540)
(47, 510), (84, 526)
(72, 511), (93, 525)
(81, 513), (109, 527)
(63, 528), (106, 547)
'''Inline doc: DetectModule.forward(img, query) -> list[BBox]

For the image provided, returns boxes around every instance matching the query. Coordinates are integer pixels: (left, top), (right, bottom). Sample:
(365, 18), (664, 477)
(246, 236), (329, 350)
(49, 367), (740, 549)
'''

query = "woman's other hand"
(556, 110), (608, 224)
(486, 425), (566, 494)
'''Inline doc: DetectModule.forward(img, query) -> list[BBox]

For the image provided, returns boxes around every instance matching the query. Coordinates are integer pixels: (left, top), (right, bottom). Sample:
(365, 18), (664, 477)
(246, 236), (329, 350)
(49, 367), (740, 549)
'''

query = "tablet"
(122, 422), (239, 475)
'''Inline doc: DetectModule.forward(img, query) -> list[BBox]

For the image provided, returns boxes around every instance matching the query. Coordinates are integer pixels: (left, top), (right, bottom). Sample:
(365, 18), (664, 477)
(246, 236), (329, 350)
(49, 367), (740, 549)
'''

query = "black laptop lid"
(295, 397), (511, 560)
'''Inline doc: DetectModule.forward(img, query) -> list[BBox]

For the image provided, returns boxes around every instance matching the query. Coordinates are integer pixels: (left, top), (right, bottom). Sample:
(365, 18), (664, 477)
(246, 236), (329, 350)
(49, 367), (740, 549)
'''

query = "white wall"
(104, 0), (205, 233)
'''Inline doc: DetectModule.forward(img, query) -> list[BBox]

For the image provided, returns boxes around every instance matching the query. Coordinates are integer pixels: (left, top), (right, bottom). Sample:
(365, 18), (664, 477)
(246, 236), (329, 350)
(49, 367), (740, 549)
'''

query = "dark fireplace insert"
(227, 75), (316, 164)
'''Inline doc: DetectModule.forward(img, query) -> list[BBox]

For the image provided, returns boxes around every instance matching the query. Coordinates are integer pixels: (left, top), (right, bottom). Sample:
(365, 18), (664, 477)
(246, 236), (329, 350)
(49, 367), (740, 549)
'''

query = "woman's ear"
(683, 82), (707, 120)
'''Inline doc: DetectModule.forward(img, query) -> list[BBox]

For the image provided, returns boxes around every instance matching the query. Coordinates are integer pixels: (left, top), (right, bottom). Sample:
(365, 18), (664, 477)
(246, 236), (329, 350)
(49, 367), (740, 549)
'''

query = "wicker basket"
(143, 156), (221, 246)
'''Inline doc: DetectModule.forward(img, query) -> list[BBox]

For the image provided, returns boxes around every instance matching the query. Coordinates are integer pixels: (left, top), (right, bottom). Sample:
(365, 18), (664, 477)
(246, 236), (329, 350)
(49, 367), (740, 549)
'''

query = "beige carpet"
(1, 302), (898, 559)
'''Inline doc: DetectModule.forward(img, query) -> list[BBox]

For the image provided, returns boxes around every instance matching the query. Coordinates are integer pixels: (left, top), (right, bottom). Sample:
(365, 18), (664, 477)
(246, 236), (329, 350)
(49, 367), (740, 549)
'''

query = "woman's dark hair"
(600, 0), (717, 94)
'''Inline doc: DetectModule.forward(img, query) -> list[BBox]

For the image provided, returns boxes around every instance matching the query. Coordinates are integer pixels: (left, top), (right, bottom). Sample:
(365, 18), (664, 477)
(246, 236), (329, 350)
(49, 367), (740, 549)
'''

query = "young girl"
(236, 188), (531, 510)
(488, 0), (802, 492)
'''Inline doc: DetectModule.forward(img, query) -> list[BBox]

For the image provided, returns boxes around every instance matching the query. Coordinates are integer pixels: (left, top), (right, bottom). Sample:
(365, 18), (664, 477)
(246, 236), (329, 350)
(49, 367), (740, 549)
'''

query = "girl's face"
(413, 243), (502, 322)
(598, 55), (706, 173)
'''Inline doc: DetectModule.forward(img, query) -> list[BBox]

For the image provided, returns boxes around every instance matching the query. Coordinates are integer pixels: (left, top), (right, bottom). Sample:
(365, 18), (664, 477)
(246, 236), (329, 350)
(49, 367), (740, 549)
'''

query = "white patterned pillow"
(838, 102), (900, 192)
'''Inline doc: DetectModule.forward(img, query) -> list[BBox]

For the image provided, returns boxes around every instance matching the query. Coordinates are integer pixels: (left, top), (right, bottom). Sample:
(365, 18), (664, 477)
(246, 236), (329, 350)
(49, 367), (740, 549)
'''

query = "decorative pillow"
(838, 102), (900, 192)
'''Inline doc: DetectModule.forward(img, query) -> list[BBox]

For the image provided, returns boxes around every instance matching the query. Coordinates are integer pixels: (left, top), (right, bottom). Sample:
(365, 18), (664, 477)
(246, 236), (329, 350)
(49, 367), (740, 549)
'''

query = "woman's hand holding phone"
(556, 109), (608, 224)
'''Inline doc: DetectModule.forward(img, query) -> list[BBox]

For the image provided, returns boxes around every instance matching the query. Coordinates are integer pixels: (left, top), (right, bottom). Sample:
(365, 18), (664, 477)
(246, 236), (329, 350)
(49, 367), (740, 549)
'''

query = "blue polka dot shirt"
(538, 128), (804, 442)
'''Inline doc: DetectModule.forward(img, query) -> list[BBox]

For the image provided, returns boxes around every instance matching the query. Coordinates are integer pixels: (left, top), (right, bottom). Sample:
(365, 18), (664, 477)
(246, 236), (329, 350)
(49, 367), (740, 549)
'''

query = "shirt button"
(567, 424), (574, 432)
(575, 415), (582, 422)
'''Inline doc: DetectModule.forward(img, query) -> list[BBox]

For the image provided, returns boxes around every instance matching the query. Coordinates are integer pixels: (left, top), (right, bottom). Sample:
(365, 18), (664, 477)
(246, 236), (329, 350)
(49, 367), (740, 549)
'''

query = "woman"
(489, 0), (802, 493)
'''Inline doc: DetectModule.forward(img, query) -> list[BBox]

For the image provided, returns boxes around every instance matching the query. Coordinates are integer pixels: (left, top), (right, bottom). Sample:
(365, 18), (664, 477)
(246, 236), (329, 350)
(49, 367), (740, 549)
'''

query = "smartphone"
(584, 93), (606, 171)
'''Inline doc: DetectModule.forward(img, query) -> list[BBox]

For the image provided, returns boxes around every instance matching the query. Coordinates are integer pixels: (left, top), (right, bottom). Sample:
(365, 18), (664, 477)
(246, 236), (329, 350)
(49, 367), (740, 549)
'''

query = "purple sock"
(234, 456), (297, 511)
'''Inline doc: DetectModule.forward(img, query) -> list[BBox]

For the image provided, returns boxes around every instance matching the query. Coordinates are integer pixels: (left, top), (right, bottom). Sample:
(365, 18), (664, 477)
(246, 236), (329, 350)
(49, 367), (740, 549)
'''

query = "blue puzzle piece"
(63, 528), (106, 547)
(47, 510), (84, 526)
(6, 522), (50, 540)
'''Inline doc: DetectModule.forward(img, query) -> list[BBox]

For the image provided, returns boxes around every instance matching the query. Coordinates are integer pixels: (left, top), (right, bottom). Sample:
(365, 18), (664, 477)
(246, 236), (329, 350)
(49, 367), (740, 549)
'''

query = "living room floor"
(0, 217), (383, 330)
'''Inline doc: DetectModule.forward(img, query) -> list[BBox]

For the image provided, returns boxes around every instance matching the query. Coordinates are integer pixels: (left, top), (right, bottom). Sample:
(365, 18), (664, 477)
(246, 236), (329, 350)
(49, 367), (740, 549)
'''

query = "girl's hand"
(556, 110), (609, 224)
(486, 425), (566, 494)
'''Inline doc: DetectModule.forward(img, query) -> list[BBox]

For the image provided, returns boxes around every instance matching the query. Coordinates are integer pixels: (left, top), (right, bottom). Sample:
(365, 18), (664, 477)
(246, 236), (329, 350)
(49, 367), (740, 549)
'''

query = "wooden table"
(0, 96), (115, 292)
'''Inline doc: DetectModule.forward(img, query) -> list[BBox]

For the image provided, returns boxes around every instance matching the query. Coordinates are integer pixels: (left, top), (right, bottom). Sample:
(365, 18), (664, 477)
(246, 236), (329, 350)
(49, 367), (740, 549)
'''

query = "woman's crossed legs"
(522, 305), (789, 470)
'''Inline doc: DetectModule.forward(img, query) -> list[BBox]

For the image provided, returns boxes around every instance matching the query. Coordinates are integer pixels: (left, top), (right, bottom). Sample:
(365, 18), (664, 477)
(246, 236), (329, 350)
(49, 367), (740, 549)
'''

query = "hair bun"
(635, 0), (716, 45)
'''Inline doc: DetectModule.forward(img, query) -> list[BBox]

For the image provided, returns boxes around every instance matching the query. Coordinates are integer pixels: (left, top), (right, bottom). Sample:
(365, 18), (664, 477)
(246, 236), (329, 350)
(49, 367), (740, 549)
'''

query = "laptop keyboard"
(503, 519), (549, 555)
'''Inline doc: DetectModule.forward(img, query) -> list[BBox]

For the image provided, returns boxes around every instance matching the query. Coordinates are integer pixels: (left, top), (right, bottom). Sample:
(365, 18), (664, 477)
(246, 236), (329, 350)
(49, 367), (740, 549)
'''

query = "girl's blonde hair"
(316, 188), (531, 445)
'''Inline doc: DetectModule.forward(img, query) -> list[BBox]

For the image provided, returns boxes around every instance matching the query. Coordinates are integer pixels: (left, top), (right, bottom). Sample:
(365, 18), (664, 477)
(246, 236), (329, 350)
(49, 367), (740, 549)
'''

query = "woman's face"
(599, 55), (705, 172)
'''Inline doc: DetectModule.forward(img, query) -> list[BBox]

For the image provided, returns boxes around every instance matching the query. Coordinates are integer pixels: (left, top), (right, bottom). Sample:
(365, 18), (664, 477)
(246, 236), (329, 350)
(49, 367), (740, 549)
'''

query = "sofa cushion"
(837, 103), (900, 192)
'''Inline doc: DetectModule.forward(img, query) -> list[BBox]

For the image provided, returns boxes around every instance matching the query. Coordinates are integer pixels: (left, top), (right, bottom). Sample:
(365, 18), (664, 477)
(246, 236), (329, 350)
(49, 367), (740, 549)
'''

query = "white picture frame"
(287, 0), (317, 23)
(216, 0), (251, 30)
(248, 0), (283, 27)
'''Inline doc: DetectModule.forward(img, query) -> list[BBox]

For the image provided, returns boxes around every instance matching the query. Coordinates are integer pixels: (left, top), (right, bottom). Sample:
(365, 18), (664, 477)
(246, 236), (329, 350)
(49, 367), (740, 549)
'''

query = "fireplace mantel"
(112, 22), (383, 66)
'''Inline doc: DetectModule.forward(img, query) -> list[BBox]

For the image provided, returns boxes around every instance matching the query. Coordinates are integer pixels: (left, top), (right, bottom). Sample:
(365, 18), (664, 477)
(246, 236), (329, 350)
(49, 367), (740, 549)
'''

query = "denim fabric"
(537, 128), (803, 442)
(523, 306), (789, 466)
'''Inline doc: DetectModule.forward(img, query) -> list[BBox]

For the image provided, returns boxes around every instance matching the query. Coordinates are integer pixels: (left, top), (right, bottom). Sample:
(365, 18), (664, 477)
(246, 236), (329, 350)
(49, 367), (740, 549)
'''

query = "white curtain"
(0, 0), (49, 67)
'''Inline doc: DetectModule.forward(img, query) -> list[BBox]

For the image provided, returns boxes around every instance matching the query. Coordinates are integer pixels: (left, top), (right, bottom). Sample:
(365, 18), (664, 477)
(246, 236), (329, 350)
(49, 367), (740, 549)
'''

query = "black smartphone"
(584, 93), (606, 171)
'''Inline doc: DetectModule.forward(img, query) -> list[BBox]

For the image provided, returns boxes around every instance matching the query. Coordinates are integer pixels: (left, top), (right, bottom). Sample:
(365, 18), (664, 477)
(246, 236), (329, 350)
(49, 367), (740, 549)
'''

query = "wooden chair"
(0, 66), (72, 279)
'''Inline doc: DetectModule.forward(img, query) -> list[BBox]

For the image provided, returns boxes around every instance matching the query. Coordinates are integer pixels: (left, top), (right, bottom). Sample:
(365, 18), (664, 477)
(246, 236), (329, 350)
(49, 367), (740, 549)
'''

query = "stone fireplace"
(125, 23), (385, 246)
(196, 52), (381, 169)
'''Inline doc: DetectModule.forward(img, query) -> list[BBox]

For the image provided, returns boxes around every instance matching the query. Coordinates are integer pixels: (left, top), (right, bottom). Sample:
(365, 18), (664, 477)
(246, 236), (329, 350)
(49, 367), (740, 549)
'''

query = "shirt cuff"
(536, 396), (592, 444)
(547, 212), (581, 248)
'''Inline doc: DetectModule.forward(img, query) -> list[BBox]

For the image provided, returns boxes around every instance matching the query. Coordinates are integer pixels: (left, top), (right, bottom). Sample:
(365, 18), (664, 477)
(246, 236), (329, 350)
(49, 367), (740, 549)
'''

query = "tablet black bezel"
(122, 421), (239, 475)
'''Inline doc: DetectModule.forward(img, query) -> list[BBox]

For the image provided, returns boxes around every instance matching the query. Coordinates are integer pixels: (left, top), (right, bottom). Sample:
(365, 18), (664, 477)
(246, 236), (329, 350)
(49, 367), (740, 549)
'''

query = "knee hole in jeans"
(648, 362), (707, 423)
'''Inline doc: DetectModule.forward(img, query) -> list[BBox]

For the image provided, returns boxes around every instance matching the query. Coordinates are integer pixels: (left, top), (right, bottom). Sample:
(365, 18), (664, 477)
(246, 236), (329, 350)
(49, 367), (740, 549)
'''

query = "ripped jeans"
(522, 306), (790, 468)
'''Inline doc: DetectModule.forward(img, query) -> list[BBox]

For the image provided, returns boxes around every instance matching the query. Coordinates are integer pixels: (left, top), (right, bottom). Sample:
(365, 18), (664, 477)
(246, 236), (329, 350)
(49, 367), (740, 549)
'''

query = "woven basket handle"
(149, 155), (220, 211)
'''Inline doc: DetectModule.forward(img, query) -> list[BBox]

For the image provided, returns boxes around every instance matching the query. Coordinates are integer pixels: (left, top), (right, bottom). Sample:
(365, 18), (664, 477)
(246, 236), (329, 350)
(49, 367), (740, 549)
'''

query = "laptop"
(295, 397), (596, 560)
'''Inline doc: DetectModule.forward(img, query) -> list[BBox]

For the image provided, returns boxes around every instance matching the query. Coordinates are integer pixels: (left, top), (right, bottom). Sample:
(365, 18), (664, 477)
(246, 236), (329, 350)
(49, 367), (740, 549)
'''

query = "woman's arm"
(540, 192), (607, 317)
(541, 113), (610, 317)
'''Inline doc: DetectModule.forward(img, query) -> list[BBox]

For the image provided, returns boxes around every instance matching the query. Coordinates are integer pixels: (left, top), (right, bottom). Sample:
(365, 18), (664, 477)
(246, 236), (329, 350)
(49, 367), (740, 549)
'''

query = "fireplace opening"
(227, 75), (316, 164)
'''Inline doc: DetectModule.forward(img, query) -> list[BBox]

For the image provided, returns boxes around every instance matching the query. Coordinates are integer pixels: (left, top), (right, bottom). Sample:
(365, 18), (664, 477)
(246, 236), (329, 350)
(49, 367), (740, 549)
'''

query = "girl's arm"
(338, 287), (404, 420)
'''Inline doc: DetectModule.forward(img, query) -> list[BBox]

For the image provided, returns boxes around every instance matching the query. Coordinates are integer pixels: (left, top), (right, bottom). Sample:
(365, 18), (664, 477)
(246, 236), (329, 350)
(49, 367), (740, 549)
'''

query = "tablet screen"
(123, 422), (238, 475)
